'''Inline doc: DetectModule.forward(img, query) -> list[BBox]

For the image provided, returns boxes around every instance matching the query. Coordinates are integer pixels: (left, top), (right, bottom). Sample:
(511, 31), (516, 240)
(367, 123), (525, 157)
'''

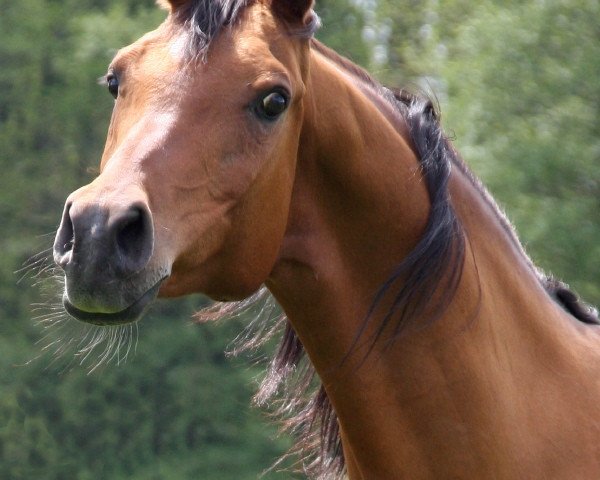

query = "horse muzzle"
(53, 186), (167, 325)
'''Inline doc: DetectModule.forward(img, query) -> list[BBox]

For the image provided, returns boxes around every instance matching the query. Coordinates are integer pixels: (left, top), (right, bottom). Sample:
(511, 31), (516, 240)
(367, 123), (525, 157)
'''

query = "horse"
(52, 0), (600, 478)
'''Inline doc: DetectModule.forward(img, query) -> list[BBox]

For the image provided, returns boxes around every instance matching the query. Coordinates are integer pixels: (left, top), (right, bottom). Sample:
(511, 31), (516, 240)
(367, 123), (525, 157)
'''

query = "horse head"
(53, 0), (318, 324)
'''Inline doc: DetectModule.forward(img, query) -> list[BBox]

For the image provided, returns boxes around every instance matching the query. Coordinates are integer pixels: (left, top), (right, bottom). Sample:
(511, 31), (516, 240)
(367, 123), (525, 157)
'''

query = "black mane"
(172, 0), (250, 57)
(172, 0), (320, 59)
(545, 277), (599, 324)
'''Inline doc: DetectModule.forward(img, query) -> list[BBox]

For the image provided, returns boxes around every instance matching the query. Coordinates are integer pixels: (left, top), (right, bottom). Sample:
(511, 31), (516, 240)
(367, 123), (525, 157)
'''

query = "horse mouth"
(63, 279), (164, 326)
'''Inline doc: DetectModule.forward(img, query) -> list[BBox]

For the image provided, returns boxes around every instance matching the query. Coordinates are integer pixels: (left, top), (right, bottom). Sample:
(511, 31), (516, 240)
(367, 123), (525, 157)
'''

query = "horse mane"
(193, 6), (599, 480)
(307, 41), (599, 328)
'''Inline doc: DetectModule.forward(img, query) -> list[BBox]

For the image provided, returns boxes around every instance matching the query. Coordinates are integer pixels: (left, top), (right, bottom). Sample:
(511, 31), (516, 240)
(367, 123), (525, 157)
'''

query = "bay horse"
(52, 0), (600, 478)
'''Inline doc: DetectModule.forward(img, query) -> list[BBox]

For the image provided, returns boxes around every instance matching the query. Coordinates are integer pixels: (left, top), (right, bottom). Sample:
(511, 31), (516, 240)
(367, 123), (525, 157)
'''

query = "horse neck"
(266, 45), (600, 478)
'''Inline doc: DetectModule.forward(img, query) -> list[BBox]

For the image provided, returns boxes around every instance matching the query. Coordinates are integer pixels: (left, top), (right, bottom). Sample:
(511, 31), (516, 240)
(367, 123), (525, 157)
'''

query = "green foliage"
(315, 0), (371, 66)
(440, 1), (600, 302)
(1, 0), (598, 479)
(376, 0), (600, 304)
(1, 300), (290, 479)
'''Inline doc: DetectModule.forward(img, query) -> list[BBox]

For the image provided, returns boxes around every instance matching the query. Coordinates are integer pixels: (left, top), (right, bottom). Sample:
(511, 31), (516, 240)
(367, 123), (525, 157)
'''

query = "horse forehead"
(224, 3), (301, 76)
(111, 22), (173, 66)
(112, 4), (297, 83)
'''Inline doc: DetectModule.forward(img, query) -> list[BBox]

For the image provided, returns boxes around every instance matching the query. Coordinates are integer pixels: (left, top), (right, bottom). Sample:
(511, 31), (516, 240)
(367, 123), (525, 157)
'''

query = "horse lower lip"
(63, 280), (163, 326)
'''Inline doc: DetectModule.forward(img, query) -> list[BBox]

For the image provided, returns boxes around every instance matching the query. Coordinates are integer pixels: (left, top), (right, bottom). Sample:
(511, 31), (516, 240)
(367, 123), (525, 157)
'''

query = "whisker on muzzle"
(26, 244), (142, 373)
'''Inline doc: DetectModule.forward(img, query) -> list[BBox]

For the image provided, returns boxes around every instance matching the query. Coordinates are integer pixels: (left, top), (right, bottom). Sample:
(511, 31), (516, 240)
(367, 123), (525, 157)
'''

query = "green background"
(0, 0), (598, 478)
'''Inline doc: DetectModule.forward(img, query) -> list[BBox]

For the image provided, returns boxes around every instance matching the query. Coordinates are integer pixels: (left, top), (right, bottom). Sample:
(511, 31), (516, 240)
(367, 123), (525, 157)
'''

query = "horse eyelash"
(97, 75), (109, 87)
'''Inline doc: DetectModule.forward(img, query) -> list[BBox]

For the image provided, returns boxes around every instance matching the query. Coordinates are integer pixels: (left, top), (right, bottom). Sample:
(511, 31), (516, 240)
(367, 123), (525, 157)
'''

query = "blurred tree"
(441, 1), (600, 304)
(315, 0), (370, 66)
(376, 0), (600, 304)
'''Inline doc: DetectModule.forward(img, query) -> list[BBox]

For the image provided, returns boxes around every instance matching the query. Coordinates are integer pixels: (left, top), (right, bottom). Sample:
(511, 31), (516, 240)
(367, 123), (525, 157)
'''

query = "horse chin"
(63, 279), (165, 326)
(156, 259), (266, 301)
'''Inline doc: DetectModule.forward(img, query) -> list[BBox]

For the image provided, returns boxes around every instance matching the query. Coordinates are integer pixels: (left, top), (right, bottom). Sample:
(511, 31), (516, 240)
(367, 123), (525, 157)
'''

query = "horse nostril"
(116, 208), (144, 256)
(113, 205), (153, 276)
(53, 199), (153, 279)
(53, 202), (75, 269)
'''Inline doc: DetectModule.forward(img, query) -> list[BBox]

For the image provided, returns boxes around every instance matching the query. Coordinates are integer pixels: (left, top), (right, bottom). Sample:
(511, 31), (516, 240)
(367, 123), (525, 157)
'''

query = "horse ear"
(272, 0), (315, 26)
(156, 0), (190, 12)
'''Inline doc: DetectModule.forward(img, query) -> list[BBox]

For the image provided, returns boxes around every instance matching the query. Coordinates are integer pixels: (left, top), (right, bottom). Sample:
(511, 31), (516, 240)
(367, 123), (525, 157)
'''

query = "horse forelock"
(169, 0), (250, 58)
(170, 0), (320, 60)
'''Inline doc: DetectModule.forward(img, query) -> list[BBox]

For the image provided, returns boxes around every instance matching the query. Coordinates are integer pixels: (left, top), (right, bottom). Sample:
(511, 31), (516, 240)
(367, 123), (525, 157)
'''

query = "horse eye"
(255, 91), (288, 121)
(107, 74), (119, 99)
